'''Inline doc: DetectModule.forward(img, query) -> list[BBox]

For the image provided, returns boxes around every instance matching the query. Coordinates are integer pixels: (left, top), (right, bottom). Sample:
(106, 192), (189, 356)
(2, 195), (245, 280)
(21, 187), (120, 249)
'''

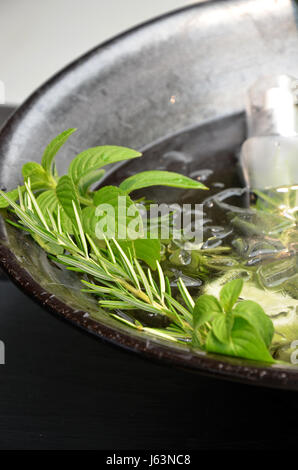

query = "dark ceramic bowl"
(1, 0), (298, 389)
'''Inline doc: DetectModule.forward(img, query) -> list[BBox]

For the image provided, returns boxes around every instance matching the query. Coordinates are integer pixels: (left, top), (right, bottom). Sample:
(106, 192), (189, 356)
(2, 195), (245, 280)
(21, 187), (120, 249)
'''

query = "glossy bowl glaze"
(1, 0), (298, 389)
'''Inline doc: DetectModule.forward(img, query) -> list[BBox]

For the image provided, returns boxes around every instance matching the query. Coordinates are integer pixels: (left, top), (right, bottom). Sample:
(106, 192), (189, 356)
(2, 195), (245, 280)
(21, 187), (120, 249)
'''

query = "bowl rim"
(0, 0), (298, 390)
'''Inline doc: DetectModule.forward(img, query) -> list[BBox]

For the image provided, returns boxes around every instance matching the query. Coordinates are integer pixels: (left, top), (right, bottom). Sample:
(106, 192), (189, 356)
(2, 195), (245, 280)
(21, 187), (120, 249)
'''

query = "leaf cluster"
(0, 129), (206, 269)
(0, 130), (275, 363)
(193, 279), (274, 362)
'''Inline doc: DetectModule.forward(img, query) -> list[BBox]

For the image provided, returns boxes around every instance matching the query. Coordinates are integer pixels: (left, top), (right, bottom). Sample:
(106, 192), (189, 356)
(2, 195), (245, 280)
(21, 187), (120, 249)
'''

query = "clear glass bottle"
(240, 75), (298, 189)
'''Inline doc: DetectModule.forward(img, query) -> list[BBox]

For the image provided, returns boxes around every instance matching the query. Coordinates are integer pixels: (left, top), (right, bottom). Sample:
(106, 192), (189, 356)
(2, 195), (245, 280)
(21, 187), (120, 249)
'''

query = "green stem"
(118, 277), (191, 330)
(78, 195), (93, 206)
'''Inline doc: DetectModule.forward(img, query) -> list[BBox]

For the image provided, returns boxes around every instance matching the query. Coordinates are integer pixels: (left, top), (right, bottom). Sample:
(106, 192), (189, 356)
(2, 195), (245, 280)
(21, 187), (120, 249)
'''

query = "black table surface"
(0, 106), (297, 451)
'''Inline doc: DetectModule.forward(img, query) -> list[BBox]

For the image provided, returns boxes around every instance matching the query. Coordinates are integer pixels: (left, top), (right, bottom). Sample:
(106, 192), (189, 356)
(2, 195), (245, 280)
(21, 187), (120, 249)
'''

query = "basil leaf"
(193, 294), (223, 329)
(206, 316), (274, 363)
(134, 238), (161, 270)
(41, 128), (76, 176)
(93, 185), (143, 240)
(22, 162), (45, 179)
(69, 146), (142, 189)
(37, 189), (74, 233)
(36, 190), (58, 224)
(22, 161), (56, 190)
(211, 315), (231, 344)
(82, 212), (156, 266)
(77, 168), (105, 195)
(119, 170), (208, 194)
(0, 187), (24, 208)
(59, 206), (75, 234)
(0, 161), (57, 209)
(220, 278), (243, 312)
(56, 175), (81, 226)
(120, 239), (161, 270)
(82, 206), (97, 236)
(93, 185), (126, 206)
(233, 300), (274, 348)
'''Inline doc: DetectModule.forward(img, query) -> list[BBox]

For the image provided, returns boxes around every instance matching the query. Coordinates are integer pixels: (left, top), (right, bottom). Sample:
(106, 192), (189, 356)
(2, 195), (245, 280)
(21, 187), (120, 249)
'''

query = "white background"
(0, 0), (200, 104)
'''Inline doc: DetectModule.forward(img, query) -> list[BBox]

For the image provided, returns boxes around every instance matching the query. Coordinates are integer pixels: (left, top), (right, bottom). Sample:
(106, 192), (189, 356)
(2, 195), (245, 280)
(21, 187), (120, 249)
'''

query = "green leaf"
(93, 185), (126, 206)
(22, 162), (44, 179)
(81, 206), (97, 236)
(22, 161), (56, 190)
(41, 128), (76, 175)
(56, 175), (81, 226)
(68, 145), (142, 189)
(93, 185), (143, 240)
(119, 238), (161, 270)
(59, 207), (75, 234)
(77, 168), (105, 195)
(119, 170), (208, 194)
(81, 206), (110, 245)
(233, 300), (274, 349)
(36, 189), (74, 233)
(133, 238), (161, 271)
(211, 315), (231, 343)
(0, 187), (24, 208)
(193, 295), (223, 330)
(36, 190), (59, 224)
(206, 316), (274, 363)
(220, 279), (243, 312)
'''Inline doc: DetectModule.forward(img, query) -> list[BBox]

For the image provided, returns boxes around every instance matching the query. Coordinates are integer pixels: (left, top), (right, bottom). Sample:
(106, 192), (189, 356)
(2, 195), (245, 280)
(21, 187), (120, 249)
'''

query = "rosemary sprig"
(0, 187), (194, 343)
(0, 183), (276, 361)
(0, 130), (276, 363)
